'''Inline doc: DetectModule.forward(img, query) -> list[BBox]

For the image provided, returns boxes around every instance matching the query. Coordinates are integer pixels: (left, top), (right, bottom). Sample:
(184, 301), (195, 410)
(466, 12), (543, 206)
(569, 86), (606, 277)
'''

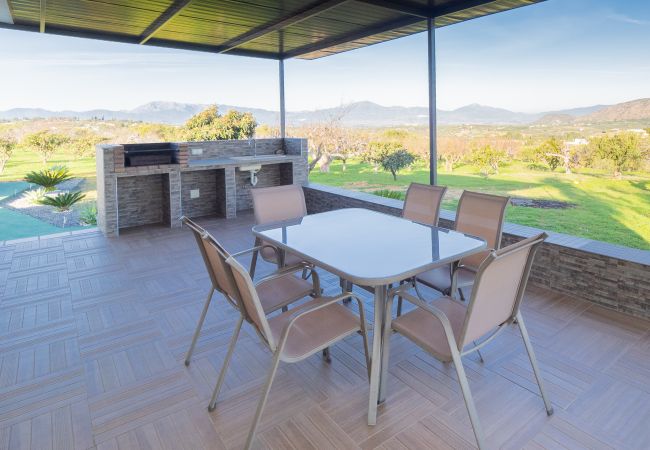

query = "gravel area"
(0, 178), (90, 228)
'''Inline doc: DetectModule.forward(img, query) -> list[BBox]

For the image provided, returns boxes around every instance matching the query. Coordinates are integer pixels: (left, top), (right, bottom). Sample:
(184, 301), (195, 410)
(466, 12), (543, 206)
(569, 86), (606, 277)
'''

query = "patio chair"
(387, 233), (553, 449)
(343, 183), (447, 312)
(395, 182), (447, 315)
(180, 217), (320, 398)
(249, 184), (308, 279)
(414, 190), (509, 302)
(224, 253), (371, 450)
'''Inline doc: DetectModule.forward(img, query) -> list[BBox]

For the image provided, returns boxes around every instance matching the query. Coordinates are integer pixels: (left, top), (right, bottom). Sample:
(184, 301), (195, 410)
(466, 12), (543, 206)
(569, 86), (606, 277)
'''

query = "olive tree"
(470, 144), (508, 177)
(363, 142), (416, 180)
(183, 105), (257, 141)
(24, 131), (69, 165)
(534, 137), (563, 171)
(0, 136), (17, 174)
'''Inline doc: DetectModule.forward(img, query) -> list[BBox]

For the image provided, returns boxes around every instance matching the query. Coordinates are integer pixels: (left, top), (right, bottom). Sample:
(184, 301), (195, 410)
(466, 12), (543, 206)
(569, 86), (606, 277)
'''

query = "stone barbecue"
(96, 138), (308, 236)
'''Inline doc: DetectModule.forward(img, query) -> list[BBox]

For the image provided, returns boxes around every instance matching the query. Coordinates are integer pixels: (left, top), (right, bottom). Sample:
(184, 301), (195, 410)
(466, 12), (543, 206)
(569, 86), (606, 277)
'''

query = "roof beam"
(39, 0), (45, 32)
(354, 0), (431, 18)
(139, 0), (192, 45)
(218, 0), (348, 54)
(282, 15), (422, 59)
(284, 0), (516, 59)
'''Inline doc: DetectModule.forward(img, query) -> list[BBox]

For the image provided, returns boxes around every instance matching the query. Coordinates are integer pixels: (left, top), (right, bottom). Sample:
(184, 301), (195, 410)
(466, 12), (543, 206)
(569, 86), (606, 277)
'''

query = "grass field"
(1, 148), (648, 249)
(309, 159), (650, 250)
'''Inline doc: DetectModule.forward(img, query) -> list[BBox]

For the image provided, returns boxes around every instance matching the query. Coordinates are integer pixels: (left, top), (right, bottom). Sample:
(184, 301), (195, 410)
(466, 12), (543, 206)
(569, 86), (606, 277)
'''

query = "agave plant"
(25, 166), (72, 191)
(38, 191), (86, 212)
(22, 187), (48, 205)
(79, 204), (98, 225)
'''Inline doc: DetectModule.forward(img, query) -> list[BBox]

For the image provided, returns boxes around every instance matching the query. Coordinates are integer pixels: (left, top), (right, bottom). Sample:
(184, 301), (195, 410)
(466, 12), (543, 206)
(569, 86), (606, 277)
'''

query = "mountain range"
(1, 98), (649, 127)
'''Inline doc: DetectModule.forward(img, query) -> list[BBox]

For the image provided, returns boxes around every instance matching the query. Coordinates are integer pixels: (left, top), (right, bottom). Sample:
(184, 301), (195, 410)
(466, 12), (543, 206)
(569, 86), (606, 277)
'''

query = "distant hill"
(579, 98), (650, 122)
(2, 99), (646, 127)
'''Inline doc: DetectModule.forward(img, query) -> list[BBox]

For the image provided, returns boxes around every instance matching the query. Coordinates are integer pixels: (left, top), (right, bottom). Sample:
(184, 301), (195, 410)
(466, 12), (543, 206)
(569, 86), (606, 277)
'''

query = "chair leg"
(516, 311), (553, 416)
(473, 342), (485, 363)
(185, 287), (215, 366)
(450, 347), (486, 449)
(322, 347), (332, 363)
(207, 314), (244, 411)
(341, 278), (352, 303)
(378, 295), (394, 401)
(244, 351), (282, 450)
(396, 280), (404, 317)
(357, 304), (371, 380)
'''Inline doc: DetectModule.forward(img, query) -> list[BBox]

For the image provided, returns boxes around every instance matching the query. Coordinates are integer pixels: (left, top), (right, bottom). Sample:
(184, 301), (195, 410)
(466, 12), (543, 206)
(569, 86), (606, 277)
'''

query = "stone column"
(225, 166), (236, 219)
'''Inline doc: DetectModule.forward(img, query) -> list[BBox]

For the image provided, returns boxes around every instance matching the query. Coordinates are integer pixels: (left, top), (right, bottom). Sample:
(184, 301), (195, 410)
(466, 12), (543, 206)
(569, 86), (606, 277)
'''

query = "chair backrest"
(455, 191), (509, 269)
(226, 254), (276, 349)
(402, 183), (447, 226)
(251, 184), (307, 225)
(181, 216), (241, 308)
(458, 233), (546, 348)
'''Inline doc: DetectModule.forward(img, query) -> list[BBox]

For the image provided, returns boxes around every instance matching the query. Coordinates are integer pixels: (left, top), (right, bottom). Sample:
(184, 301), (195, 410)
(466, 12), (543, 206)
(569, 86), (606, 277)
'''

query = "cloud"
(608, 13), (650, 26)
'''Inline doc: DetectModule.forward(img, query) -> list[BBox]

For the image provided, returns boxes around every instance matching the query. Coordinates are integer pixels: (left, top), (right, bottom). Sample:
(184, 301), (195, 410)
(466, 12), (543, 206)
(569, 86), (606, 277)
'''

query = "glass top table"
(253, 208), (486, 425)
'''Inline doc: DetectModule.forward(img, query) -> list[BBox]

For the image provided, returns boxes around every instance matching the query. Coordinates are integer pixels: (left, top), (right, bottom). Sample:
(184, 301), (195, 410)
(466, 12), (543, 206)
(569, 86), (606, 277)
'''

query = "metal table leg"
(368, 284), (387, 425)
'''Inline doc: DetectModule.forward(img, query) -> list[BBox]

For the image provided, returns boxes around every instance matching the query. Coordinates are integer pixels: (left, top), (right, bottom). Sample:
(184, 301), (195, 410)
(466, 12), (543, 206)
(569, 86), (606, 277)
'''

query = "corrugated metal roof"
(0, 0), (544, 59)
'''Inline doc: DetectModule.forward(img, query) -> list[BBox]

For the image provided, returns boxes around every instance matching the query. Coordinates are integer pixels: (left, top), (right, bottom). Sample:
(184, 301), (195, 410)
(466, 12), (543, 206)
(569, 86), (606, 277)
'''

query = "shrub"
(373, 189), (404, 200)
(79, 204), (98, 225)
(25, 166), (72, 191)
(22, 187), (48, 204)
(38, 191), (86, 212)
(534, 138), (563, 171)
(590, 132), (642, 177)
(0, 136), (17, 174)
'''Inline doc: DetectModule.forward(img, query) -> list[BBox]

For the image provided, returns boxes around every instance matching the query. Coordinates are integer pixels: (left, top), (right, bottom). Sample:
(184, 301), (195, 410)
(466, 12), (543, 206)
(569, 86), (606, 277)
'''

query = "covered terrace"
(0, 1), (649, 449)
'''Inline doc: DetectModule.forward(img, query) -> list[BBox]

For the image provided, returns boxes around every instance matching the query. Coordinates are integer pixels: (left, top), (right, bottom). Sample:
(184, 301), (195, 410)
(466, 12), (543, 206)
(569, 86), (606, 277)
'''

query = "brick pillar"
(176, 143), (189, 168)
(168, 170), (182, 227)
(225, 166), (236, 219)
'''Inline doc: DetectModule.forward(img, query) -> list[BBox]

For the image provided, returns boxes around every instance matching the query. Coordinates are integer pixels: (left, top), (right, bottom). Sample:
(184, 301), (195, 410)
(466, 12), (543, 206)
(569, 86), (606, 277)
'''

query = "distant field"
(309, 159), (650, 250)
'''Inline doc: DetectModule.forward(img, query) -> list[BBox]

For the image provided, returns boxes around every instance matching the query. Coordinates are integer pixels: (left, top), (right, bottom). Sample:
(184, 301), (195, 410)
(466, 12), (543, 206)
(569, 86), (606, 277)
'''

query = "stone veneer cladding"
(117, 174), (165, 228)
(303, 183), (650, 319)
(181, 169), (226, 219)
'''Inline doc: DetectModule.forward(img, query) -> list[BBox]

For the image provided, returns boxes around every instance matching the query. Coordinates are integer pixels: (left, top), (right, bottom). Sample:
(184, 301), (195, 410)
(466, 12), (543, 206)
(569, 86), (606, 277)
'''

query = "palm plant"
(25, 166), (72, 191)
(38, 191), (86, 212)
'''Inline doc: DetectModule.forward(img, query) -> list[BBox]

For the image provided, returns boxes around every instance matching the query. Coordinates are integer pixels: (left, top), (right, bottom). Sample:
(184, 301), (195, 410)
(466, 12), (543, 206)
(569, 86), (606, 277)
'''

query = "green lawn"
(310, 160), (650, 250)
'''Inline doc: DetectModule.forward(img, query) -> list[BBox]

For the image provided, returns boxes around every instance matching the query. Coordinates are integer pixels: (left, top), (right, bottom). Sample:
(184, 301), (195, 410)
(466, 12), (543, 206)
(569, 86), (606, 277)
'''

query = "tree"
(71, 131), (107, 159)
(534, 137), (563, 171)
(362, 142), (416, 179)
(590, 132), (642, 177)
(380, 148), (417, 180)
(333, 129), (365, 171)
(183, 105), (257, 141)
(0, 136), (17, 174)
(24, 131), (69, 165)
(438, 136), (469, 172)
(470, 144), (508, 177)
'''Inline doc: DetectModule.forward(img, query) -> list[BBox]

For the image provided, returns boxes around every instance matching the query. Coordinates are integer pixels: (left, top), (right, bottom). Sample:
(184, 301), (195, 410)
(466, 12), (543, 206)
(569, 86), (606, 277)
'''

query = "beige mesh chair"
(181, 217), (320, 402)
(249, 185), (307, 278)
(402, 182), (447, 226)
(394, 183), (447, 315)
(388, 233), (553, 449)
(224, 254), (371, 450)
(415, 190), (509, 301)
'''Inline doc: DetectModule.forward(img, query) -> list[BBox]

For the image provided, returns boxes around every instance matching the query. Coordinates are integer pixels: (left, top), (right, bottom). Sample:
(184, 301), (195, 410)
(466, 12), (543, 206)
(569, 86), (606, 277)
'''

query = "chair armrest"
(254, 262), (321, 295)
(390, 286), (459, 348)
(231, 244), (280, 260)
(278, 292), (363, 345)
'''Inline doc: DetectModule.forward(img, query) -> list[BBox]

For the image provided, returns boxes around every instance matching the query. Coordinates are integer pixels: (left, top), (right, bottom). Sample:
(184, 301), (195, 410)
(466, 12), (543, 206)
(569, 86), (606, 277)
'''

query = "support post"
(427, 17), (437, 185)
(279, 58), (286, 139)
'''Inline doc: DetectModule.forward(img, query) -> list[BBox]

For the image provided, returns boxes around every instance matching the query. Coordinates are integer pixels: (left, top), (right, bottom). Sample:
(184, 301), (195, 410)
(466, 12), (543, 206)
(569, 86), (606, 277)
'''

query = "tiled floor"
(1, 213), (649, 449)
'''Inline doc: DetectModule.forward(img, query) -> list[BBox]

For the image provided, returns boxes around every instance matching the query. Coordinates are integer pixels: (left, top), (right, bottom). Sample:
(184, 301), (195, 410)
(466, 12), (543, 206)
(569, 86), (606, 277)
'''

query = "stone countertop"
(186, 154), (297, 168)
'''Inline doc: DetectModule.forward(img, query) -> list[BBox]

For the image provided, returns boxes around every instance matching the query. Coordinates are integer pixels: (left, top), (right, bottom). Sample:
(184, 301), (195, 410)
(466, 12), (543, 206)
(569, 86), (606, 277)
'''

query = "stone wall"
(117, 174), (165, 229)
(180, 169), (226, 219)
(235, 163), (290, 211)
(303, 183), (650, 319)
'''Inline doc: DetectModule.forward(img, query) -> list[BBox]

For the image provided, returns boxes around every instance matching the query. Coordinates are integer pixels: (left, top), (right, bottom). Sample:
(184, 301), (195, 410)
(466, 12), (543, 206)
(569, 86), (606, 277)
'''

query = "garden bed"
(0, 178), (90, 228)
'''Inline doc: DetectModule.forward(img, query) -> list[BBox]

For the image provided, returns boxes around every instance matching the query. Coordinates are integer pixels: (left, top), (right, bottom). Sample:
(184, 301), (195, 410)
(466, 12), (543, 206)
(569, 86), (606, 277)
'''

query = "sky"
(0, 0), (648, 113)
